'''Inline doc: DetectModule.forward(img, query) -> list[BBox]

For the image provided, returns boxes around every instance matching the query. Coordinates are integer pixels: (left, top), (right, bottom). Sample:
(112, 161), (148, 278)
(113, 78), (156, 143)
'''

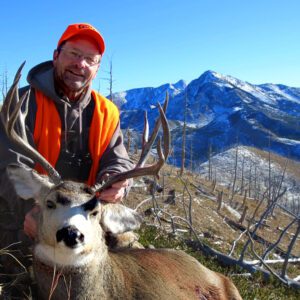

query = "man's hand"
(97, 179), (129, 203)
(24, 205), (40, 239)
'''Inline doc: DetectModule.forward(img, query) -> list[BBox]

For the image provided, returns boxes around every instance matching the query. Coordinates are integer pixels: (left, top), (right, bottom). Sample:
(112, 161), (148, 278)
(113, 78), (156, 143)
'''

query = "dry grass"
(125, 160), (300, 286)
(126, 162), (300, 255)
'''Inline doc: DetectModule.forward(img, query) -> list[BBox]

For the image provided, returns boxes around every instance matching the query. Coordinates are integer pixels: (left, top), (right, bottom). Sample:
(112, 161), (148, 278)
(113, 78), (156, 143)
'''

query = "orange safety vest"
(33, 89), (119, 186)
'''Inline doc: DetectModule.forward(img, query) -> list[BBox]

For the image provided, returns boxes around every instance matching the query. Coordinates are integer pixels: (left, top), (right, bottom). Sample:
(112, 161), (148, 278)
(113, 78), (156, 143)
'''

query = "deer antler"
(0, 62), (62, 185)
(91, 94), (170, 194)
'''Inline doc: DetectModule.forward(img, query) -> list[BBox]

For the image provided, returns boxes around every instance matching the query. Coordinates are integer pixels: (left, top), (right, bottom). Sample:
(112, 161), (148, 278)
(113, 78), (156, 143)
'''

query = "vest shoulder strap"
(88, 90), (120, 185)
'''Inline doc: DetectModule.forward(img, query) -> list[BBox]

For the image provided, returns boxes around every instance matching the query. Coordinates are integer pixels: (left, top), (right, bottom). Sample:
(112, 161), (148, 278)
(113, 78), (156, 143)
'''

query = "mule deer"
(1, 64), (242, 300)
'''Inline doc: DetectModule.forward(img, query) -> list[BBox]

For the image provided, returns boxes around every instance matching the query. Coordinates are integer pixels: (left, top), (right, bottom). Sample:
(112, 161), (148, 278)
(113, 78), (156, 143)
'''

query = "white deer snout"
(56, 225), (84, 248)
(56, 211), (88, 242)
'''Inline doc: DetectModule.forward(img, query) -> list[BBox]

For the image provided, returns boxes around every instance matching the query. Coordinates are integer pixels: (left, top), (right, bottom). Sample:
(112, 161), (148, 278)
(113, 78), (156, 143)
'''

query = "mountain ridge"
(112, 70), (300, 166)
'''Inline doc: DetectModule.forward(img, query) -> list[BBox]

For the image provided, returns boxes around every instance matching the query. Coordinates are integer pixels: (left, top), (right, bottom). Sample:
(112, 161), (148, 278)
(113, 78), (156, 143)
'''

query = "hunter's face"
(53, 36), (101, 98)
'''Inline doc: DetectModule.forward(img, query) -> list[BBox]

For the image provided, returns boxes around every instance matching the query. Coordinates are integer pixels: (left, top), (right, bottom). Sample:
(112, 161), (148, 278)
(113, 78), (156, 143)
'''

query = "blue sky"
(1, 0), (300, 95)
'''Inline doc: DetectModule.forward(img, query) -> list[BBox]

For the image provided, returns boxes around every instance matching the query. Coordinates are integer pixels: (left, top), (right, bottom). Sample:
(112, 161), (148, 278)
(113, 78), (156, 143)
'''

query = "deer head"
(6, 164), (142, 266)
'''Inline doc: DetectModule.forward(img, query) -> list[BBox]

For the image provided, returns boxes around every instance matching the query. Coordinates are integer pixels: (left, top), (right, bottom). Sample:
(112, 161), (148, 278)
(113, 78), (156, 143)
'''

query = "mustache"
(66, 66), (86, 76)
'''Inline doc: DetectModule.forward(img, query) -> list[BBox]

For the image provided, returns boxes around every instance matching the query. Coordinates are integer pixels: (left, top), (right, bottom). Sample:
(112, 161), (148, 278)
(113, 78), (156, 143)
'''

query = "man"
(0, 23), (133, 270)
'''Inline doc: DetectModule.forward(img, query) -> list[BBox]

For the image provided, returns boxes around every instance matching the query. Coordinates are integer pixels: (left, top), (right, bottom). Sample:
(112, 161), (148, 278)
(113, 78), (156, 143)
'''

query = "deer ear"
(6, 164), (54, 200)
(101, 203), (143, 235)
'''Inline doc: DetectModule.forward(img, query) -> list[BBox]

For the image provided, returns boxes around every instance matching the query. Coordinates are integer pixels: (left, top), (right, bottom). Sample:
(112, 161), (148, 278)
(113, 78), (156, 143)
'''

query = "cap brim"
(58, 28), (105, 55)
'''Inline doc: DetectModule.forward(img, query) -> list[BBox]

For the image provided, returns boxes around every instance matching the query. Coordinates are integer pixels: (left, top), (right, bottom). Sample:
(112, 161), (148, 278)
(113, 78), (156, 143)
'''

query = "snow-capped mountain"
(113, 70), (300, 167)
(112, 79), (186, 109)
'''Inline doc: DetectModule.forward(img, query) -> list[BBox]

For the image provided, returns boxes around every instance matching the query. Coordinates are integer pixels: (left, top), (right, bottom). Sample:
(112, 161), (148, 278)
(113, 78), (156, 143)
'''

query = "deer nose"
(56, 225), (84, 248)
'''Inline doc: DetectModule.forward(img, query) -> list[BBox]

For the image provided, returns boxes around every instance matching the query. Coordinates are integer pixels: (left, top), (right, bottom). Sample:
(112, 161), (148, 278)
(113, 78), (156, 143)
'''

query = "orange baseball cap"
(57, 23), (105, 55)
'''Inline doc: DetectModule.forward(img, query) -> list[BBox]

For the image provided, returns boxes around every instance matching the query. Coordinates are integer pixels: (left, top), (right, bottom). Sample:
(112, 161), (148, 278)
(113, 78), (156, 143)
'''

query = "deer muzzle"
(56, 225), (84, 248)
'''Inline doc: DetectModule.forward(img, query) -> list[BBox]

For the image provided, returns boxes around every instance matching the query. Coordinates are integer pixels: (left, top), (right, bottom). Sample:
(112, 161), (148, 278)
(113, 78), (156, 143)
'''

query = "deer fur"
(8, 164), (242, 300)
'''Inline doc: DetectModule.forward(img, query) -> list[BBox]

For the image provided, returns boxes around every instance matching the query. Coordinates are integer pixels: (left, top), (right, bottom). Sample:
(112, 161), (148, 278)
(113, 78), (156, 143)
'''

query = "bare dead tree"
(229, 223), (256, 256)
(240, 155), (245, 195)
(108, 59), (114, 102)
(239, 206), (248, 224)
(126, 128), (131, 154)
(269, 158), (288, 217)
(253, 161), (260, 199)
(296, 197), (300, 215)
(242, 189), (247, 209)
(101, 57), (115, 103)
(213, 167), (217, 187)
(261, 217), (298, 262)
(230, 143), (239, 203)
(179, 177), (193, 232)
(180, 91), (187, 176)
(217, 191), (223, 212)
(247, 160), (253, 198)
(281, 219), (300, 278)
(180, 186), (189, 222)
(237, 187), (271, 259)
(211, 179), (217, 193)
(96, 78), (101, 94)
(208, 142), (213, 181)
(239, 186), (287, 261)
(247, 233), (290, 285)
(267, 135), (272, 205)
(189, 137), (193, 171)
(150, 176), (163, 227)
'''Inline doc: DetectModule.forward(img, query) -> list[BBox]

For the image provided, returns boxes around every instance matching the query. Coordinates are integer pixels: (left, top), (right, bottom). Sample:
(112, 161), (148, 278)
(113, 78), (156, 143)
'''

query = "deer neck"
(33, 247), (111, 299)
(34, 240), (107, 266)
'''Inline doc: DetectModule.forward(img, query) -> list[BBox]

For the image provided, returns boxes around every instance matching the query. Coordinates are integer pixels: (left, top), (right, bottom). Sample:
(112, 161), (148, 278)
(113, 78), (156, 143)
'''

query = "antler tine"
(142, 110), (149, 147)
(1, 62), (62, 185)
(136, 92), (169, 168)
(156, 101), (170, 162)
(0, 62), (25, 127)
(91, 94), (170, 194)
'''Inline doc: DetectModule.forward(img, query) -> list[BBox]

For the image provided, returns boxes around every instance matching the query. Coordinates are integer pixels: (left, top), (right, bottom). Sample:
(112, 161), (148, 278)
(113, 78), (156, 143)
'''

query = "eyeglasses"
(60, 48), (101, 67)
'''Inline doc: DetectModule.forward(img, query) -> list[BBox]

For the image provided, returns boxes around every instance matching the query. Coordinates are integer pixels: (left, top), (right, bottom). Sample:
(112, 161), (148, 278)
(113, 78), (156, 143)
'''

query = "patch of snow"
(274, 137), (300, 145)
(260, 84), (300, 104)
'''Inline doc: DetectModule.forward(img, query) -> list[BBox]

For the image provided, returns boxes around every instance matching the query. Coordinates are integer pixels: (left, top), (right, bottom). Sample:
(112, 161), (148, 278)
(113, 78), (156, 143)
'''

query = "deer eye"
(90, 210), (99, 217)
(46, 200), (56, 209)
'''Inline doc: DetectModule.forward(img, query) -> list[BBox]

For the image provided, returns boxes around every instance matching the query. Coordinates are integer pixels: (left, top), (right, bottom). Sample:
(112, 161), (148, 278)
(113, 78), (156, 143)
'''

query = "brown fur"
(107, 249), (242, 300)
(33, 248), (242, 300)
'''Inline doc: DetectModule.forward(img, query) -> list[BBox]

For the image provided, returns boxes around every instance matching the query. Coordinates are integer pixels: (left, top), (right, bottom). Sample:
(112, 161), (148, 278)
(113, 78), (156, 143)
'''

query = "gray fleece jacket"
(0, 61), (133, 183)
